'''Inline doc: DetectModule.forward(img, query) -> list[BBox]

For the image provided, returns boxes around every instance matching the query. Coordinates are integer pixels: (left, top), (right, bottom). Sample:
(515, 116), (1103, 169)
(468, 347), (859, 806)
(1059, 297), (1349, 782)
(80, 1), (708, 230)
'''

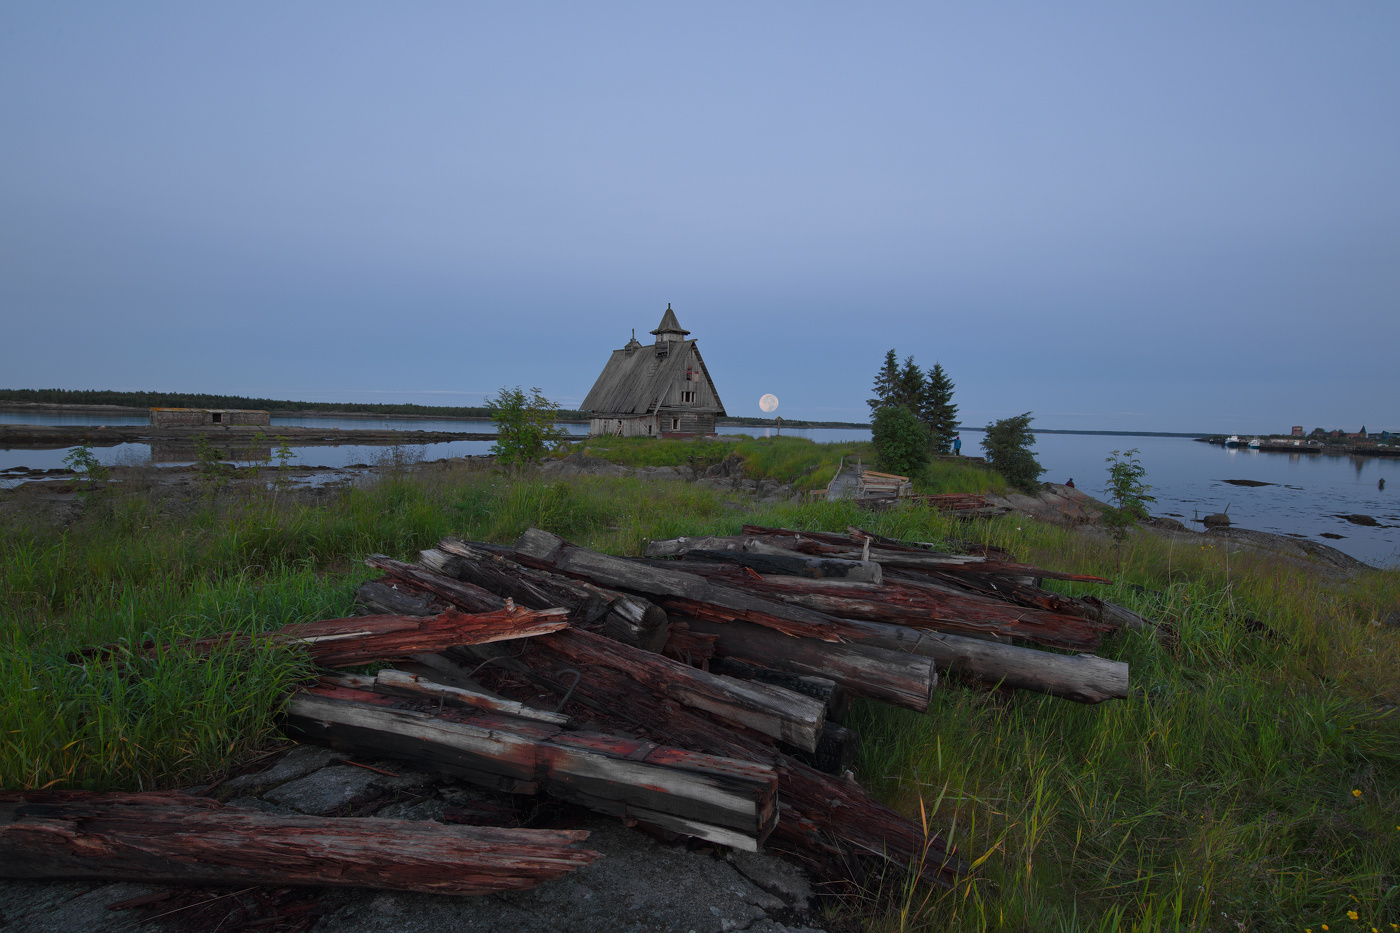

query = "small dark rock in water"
(1338, 514), (1380, 526)
(1320, 532), (1346, 539)
(1166, 512), (1184, 517)
(1223, 479), (1275, 487)
(1202, 512), (1231, 528)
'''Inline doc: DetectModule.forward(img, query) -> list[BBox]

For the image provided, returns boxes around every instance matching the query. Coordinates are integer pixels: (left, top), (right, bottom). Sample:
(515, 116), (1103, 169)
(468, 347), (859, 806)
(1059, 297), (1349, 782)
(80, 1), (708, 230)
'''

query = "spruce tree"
(921, 363), (959, 454)
(895, 356), (925, 411)
(867, 349), (901, 415)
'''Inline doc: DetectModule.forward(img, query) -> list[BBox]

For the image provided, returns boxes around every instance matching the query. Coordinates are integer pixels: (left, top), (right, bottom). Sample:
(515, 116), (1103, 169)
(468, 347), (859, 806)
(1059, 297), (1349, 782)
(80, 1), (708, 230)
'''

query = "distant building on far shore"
(1291, 425), (1304, 437)
(149, 408), (270, 427)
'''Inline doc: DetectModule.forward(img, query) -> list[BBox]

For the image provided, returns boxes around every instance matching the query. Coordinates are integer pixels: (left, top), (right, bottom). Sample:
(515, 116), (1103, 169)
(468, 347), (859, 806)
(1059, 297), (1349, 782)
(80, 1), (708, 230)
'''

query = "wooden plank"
(284, 691), (779, 849)
(0, 791), (596, 895)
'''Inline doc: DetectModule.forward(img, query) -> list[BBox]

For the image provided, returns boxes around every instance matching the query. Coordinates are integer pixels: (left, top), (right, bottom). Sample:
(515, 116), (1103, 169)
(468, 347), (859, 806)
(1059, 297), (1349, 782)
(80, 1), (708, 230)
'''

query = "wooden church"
(582, 304), (726, 438)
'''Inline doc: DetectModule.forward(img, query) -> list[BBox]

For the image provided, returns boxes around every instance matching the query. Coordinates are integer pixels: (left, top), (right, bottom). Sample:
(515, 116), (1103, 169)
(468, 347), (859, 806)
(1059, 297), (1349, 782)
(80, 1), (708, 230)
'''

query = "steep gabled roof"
(581, 339), (726, 416)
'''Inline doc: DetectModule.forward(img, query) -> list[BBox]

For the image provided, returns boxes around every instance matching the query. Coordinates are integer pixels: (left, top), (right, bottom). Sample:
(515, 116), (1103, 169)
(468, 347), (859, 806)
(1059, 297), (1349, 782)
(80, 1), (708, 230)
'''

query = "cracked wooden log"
(284, 689), (779, 851)
(0, 791), (596, 894)
(365, 554), (507, 613)
(536, 627), (827, 752)
(707, 658), (851, 722)
(677, 616), (936, 711)
(70, 605), (568, 669)
(643, 536), (883, 583)
(281, 607), (569, 668)
(321, 670), (572, 725)
(354, 579), (448, 616)
(836, 617), (1129, 704)
(655, 560), (1111, 652)
(430, 540), (671, 651)
(511, 528), (849, 642)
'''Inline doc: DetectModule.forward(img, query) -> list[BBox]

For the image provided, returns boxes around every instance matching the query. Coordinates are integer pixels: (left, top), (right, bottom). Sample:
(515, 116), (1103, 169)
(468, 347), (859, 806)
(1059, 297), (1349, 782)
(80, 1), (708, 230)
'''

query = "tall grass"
(2, 464), (1395, 932)
(833, 518), (1400, 932)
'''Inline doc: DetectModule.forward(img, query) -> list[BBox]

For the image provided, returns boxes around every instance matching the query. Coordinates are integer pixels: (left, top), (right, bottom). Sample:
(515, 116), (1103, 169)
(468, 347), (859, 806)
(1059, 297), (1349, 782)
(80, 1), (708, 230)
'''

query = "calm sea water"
(4, 416), (1396, 566)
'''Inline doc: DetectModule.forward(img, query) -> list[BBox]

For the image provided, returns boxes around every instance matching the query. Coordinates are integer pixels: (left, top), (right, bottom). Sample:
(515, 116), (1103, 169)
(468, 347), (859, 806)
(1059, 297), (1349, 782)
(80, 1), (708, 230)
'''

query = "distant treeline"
(0, 389), (590, 421)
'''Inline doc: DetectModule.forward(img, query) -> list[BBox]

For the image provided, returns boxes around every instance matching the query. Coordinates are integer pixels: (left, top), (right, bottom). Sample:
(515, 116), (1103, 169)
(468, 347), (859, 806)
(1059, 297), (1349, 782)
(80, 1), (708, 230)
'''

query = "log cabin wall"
(590, 415), (662, 437)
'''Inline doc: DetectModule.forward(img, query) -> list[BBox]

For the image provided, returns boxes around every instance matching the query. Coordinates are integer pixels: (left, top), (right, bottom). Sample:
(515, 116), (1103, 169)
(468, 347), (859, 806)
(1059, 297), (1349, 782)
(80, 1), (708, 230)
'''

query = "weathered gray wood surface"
(680, 617), (937, 711)
(512, 529), (849, 642)
(837, 617), (1129, 704)
(321, 670), (572, 724)
(285, 689), (779, 850)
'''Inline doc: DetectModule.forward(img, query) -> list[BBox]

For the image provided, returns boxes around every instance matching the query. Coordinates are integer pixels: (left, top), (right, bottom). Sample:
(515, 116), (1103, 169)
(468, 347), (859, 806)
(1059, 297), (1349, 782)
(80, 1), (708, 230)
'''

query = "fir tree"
(921, 363), (959, 454)
(895, 356), (925, 411)
(867, 349), (901, 415)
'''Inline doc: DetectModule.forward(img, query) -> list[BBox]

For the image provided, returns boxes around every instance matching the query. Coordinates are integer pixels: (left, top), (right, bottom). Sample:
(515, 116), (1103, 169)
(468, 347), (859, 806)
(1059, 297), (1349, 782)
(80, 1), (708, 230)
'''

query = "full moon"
(759, 394), (779, 413)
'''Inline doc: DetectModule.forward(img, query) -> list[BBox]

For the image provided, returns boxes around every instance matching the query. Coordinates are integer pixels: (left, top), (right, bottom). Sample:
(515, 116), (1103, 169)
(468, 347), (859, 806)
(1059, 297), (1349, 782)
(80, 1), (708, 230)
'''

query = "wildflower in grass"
(1348, 912), (1358, 921)
(1352, 789), (1362, 797)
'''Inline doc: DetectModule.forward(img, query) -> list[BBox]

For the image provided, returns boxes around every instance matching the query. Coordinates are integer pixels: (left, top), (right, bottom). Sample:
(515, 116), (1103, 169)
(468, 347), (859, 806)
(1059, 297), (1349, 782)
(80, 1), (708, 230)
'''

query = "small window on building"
(647, 424), (653, 435)
(686, 367), (693, 382)
(672, 418), (679, 430)
(211, 412), (222, 423)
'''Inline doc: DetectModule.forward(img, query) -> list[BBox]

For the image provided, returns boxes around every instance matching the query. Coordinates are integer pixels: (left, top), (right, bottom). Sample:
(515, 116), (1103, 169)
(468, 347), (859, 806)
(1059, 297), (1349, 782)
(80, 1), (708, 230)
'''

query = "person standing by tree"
(953, 435), (961, 455)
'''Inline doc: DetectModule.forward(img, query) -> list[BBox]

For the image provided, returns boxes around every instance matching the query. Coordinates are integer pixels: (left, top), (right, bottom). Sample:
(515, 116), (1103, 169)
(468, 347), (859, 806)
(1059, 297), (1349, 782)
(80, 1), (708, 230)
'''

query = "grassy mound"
(557, 434), (1008, 495)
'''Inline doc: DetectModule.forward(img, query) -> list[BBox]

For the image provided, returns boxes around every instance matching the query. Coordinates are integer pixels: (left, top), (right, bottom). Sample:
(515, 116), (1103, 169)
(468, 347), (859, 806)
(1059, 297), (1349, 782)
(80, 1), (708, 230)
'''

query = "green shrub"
(487, 386), (568, 471)
(981, 412), (1044, 491)
(872, 405), (931, 476)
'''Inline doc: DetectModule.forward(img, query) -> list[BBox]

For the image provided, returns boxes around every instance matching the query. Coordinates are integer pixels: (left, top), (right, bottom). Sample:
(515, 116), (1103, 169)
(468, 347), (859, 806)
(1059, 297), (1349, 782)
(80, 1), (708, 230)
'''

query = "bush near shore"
(1, 438), (1396, 932)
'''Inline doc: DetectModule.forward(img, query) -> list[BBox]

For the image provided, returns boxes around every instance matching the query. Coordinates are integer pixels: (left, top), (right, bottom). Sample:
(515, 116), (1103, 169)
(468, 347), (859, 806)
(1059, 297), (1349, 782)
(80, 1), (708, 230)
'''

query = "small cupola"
(624, 328), (642, 352)
(650, 303), (690, 346)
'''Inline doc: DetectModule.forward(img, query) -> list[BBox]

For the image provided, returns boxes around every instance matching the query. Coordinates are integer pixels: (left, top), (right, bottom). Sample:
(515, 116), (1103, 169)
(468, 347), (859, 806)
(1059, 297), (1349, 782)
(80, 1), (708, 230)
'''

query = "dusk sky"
(2, 3), (1396, 433)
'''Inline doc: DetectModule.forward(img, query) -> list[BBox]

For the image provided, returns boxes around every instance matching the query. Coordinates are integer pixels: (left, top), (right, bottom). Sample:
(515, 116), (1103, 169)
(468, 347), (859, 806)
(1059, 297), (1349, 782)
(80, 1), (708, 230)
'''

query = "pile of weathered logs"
(6, 523), (1140, 897)
(316, 524), (1136, 887)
